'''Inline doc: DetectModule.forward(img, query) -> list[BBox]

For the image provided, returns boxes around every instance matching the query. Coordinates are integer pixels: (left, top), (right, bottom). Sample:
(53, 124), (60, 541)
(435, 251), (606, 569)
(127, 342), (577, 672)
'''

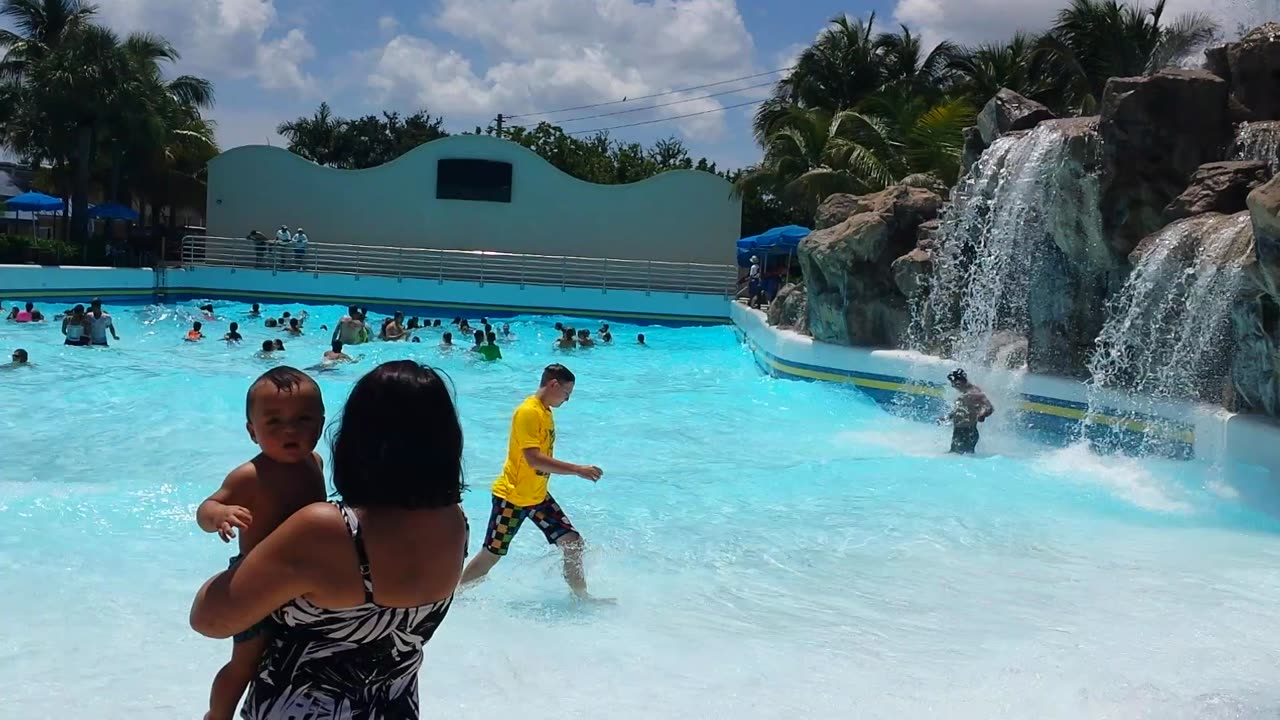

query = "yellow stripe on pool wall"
(748, 337), (1193, 445)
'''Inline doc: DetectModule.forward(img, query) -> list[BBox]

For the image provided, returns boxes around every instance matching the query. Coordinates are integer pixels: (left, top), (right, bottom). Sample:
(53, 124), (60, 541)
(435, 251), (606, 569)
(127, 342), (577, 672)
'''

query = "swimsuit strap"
(334, 501), (375, 604)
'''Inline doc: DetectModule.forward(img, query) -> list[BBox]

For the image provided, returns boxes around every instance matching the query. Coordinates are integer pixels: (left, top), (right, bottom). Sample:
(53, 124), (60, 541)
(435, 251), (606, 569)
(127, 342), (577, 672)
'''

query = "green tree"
(949, 33), (1061, 109)
(278, 104), (448, 169)
(1039, 0), (1218, 113)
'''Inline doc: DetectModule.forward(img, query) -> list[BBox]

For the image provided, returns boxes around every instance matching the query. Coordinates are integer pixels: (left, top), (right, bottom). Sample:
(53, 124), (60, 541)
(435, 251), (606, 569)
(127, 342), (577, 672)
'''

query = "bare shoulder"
(210, 460), (263, 503)
(311, 451), (325, 472)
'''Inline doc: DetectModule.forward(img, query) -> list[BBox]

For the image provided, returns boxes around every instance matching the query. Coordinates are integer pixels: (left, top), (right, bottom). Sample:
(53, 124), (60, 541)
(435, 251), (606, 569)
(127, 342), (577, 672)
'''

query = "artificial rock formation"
(976, 88), (1057, 145)
(1229, 176), (1280, 415)
(1206, 23), (1280, 122)
(766, 282), (809, 333)
(1099, 69), (1233, 255)
(1164, 160), (1270, 221)
(799, 183), (943, 347)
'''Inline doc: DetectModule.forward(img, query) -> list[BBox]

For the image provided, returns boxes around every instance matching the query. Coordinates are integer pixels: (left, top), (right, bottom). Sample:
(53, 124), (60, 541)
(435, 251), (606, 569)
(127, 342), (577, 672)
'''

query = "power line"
(544, 80), (776, 125)
(505, 67), (791, 120)
(565, 99), (765, 136)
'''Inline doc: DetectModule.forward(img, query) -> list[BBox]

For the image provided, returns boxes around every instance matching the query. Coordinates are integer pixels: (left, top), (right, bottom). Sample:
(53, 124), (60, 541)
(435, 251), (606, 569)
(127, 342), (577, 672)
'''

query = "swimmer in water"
(601, 331), (612, 343)
(247, 303), (261, 317)
(555, 327), (576, 350)
(286, 318), (303, 336)
(576, 328), (595, 348)
(196, 367), (326, 720)
(440, 332), (454, 348)
(186, 321), (205, 342)
(478, 332), (502, 362)
(469, 330), (485, 353)
(501, 323), (512, 338)
(273, 339), (285, 352)
(255, 340), (275, 358)
(332, 306), (366, 345)
(224, 323), (243, 343)
(265, 318), (279, 329)
(944, 368), (993, 454)
(200, 303), (216, 319)
(637, 333), (646, 346)
(2, 348), (30, 368)
(323, 341), (354, 364)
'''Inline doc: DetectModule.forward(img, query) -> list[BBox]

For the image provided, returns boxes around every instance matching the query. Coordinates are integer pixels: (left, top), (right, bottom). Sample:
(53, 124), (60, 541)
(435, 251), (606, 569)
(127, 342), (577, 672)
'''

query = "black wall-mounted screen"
(436, 159), (513, 203)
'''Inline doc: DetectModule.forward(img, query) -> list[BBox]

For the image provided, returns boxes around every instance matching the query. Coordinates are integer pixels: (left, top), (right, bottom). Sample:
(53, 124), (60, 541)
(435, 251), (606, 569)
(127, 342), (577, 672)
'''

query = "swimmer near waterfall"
(945, 369), (994, 454)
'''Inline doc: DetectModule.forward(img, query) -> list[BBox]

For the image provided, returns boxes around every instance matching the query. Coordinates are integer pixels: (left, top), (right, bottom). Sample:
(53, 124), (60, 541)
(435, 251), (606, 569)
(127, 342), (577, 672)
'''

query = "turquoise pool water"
(2, 300), (1280, 719)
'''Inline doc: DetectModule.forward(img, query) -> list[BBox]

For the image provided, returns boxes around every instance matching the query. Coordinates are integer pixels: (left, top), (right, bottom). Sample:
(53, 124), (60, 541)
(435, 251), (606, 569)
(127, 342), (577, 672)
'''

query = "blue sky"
(64, 0), (1279, 170)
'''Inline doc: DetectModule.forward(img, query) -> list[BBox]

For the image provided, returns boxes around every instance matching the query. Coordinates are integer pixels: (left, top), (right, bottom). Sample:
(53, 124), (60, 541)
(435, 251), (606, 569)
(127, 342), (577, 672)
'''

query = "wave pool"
(1, 299), (1279, 719)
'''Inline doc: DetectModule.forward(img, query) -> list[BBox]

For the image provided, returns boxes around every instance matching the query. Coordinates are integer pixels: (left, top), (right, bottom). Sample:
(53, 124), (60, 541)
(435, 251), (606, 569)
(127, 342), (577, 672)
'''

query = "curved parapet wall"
(206, 136), (741, 265)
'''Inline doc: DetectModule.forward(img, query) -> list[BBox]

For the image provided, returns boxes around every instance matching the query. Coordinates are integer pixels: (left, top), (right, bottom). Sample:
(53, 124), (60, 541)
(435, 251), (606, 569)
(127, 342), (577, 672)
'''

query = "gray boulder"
(961, 126), (987, 177)
(814, 193), (861, 231)
(766, 282), (809, 333)
(1218, 23), (1280, 121)
(1100, 69), (1232, 255)
(799, 183), (944, 346)
(977, 89), (1056, 145)
(1247, 174), (1280, 296)
(1165, 160), (1270, 221)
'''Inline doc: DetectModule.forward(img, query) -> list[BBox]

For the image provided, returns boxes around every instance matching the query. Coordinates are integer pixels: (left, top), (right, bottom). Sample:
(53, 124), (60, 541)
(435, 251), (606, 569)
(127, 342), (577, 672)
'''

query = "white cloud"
(378, 15), (400, 34)
(892, 0), (1276, 47)
(367, 0), (759, 141)
(94, 0), (314, 94)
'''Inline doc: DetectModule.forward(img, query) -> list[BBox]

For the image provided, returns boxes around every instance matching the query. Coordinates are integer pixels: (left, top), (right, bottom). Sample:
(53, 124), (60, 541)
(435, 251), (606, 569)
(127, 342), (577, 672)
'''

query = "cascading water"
(1084, 212), (1254, 450)
(1231, 121), (1280, 172)
(910, 120), (1105, 369)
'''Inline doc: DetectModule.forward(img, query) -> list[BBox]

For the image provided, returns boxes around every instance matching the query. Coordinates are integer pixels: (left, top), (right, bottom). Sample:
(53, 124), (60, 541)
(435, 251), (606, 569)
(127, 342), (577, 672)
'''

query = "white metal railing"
(180, 236), (736, 296)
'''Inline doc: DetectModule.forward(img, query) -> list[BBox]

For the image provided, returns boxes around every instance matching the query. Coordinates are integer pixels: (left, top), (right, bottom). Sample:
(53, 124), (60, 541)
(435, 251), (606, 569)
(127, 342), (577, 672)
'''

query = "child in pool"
(196, 367), (326, 720)
(224, 323), (243, 343)
(186, 321), (205, 341)
(255, 340), (274, 358)
(286, 318), (303, 336)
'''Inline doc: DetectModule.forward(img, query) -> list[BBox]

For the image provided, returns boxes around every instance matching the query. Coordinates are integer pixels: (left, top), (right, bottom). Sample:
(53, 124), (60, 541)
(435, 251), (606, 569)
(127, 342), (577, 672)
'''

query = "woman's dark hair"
(474, 329), (485, 344)
(331, 361), (464, 508)
(261, 340), (273, 351)
(443, 332), (452, 343)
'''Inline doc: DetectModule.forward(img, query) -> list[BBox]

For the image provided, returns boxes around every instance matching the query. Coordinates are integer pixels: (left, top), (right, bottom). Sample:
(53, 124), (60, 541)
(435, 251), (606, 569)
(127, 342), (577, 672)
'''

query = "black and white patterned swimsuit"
(241, 502), (460, 720)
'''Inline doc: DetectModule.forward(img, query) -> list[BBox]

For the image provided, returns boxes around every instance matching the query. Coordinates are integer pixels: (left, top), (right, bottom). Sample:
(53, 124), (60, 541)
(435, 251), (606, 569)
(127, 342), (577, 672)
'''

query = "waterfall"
(1232, 121), (1280, 172)
(1085, 213), (1253, 448)
(910, 120), (1104, 368)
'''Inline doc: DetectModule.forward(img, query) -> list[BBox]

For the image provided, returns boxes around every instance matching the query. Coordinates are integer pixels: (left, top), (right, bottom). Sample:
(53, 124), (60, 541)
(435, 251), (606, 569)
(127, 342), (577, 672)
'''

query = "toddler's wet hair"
(245, 366), (319, 420)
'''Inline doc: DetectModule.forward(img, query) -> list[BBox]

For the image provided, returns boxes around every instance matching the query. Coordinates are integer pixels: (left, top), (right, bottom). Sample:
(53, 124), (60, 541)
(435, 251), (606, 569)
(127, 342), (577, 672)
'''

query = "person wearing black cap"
(946, 368), (993, 454)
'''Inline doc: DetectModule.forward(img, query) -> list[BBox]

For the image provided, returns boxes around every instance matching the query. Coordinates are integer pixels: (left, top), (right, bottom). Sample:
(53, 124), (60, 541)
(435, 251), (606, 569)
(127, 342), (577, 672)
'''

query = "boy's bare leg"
(557, 532), (588, 598)
(206, 634), (266, 720)
(460, 549), (500, 586)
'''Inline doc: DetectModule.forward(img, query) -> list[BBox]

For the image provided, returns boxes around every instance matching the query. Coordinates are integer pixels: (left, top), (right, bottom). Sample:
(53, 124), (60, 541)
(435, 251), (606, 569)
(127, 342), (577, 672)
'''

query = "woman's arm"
(190, 502), (340, 638)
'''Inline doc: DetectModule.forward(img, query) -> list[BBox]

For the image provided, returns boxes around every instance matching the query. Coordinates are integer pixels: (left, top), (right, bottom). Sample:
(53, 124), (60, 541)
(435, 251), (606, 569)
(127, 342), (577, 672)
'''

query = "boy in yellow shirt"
(461, 364), (603, 597)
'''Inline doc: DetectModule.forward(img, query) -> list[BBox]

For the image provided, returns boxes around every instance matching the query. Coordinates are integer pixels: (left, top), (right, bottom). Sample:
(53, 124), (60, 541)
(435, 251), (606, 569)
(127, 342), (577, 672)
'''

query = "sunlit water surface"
(1, 300), (1279, 719)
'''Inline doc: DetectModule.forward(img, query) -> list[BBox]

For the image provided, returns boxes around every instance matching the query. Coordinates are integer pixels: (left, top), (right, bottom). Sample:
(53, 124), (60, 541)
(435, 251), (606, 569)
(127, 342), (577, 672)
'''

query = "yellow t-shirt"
(491, 395), (555, 507)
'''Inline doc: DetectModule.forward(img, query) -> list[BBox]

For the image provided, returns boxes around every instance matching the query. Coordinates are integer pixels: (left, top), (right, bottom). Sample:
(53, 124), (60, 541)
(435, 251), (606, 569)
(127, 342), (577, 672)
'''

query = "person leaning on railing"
(246, 230), (269, 268)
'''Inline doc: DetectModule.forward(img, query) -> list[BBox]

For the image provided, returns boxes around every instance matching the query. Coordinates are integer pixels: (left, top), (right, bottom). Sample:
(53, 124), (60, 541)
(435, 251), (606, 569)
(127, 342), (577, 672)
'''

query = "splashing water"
(911, 121), (1105, 370)
(1085, 213), (1253, 449)
(1231, 121), (1280, 172)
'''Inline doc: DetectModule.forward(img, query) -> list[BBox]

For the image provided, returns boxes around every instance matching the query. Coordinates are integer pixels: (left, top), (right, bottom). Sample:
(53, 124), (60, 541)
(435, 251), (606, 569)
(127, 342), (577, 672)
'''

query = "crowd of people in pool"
(2, 299), (650, 372)
(2, 295), (997, 719)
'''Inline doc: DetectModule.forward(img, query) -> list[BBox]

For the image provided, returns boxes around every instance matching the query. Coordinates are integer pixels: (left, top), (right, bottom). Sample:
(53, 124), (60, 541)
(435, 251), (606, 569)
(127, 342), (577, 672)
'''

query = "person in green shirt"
(472, 330), (502, 361)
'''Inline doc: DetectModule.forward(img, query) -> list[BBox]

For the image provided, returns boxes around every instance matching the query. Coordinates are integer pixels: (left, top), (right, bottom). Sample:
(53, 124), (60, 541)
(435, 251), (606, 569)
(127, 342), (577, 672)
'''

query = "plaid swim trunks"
(483, 494), (577, 556)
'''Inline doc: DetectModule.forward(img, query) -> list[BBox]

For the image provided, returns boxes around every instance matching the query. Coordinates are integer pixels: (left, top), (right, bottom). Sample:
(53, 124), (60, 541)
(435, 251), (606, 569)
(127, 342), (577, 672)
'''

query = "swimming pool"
(2, 299), (1279, 718)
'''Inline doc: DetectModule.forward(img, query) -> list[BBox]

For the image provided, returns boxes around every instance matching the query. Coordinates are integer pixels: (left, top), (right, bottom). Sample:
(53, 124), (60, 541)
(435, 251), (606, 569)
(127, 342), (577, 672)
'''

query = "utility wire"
(505, 67), (791, 120)
(565, 99), (765, 136)
(543, 80), (776, 125)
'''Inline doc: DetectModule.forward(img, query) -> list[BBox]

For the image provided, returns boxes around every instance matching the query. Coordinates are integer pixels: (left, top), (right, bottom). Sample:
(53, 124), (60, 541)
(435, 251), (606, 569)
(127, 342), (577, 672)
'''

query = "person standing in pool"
(87, 298), (118, 347)
(945, 368), (993, 454)
(62, 305), (90, 346)
(461, 364), (604, 598)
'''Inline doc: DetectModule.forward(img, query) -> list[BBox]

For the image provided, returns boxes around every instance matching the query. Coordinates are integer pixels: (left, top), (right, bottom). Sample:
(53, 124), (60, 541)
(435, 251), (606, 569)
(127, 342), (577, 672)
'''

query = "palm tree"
(874, 25), (957, 101)
(0, 0), (97, 81)
(1039, 0), (1218, 114)
(737, 106), (900, 215)
(754, 14), (884, 144)
(950, 33), (1060, 110)
(277, 102), (347, 167)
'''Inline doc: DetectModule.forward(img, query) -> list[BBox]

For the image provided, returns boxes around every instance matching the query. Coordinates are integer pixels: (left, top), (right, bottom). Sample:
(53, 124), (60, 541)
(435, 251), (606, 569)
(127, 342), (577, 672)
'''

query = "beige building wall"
(206, 135), (741, 265)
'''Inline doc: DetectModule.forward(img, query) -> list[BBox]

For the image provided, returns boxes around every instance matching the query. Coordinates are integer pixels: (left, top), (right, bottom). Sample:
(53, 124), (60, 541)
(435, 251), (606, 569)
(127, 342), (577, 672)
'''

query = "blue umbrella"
(89, 202), (139, 221)
(4, 191), (63, 239)
(5, 191), (63, 212)
(736, 225), (810, 267)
